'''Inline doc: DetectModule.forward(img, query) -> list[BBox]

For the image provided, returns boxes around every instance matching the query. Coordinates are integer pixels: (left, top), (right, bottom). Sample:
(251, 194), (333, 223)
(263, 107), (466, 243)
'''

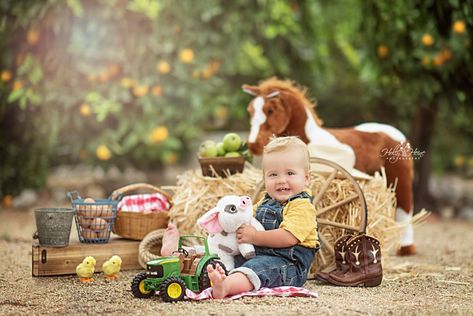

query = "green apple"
(225, 152), (241, 158)
(222, 133), (242, 152)
(216, 142), (226, 156)
(199, 140), (218, 158)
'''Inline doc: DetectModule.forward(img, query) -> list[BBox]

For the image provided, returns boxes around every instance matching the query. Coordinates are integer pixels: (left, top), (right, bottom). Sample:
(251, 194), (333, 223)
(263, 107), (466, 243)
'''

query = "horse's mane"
(257, 77), (323, 126)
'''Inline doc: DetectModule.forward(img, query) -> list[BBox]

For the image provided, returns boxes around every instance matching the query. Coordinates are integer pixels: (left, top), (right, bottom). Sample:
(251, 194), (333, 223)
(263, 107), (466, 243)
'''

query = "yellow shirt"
(254, 189), (319, 248)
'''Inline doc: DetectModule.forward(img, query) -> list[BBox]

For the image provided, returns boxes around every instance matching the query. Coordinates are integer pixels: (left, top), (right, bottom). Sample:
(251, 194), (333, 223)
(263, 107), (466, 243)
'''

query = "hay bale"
(165, 164), (407, 272)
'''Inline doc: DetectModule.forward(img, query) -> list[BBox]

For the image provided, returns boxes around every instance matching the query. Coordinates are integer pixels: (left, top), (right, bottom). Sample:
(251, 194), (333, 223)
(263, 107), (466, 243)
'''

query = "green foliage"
(0, 0), (338, 196)
(361, 1), (472, 101)
(359, 0), (473, 173)
(1, 0), (472, 198)
(0, 104), (50, 198)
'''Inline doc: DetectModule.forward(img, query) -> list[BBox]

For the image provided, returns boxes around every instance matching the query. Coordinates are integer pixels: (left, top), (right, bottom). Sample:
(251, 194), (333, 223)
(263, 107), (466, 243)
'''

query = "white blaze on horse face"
(248, 96), (266, 143)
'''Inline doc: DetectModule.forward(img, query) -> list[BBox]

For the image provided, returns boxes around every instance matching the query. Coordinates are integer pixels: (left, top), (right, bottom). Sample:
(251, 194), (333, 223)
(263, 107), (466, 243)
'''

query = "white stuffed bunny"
(197, 195), (264, 270)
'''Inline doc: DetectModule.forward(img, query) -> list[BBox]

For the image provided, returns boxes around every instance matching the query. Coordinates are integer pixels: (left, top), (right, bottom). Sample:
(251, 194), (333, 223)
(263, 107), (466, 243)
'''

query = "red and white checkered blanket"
(183, 286), (318, 300)
(117, 193), (170, 213)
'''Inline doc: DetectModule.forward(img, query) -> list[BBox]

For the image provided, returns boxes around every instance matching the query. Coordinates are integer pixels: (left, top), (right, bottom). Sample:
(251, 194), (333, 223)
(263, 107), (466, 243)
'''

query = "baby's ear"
(304, 170), (311, 185)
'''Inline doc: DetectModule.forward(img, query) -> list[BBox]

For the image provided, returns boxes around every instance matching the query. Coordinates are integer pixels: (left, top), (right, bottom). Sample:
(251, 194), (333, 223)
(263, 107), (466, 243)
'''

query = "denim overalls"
(232, 191), (319, 289)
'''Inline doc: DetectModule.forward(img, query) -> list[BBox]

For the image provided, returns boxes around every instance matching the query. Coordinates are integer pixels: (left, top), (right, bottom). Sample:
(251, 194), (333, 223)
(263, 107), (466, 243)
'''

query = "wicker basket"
(111, 183), (172, 240)
(198, 156), (245, 177)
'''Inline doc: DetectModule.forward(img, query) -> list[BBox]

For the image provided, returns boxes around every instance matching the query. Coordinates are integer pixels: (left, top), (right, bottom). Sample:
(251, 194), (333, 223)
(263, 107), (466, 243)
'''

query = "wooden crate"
(32, 238), (142, 276)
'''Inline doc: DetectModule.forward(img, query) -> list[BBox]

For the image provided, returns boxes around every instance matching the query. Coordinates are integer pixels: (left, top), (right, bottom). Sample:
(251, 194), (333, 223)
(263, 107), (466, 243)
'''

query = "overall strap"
(288, 191), (313, 203)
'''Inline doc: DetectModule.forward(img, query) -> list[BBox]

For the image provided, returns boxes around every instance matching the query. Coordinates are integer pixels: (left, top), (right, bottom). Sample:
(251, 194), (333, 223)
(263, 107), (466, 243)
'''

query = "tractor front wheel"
(199, 260), (228, 290)
(159, 277), (186, 302)
(131, 272), (154, 298)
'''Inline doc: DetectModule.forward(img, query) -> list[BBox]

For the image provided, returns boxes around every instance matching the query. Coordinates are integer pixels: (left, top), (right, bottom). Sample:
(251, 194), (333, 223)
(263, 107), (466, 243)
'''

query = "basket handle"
(111, 183), (173, 206)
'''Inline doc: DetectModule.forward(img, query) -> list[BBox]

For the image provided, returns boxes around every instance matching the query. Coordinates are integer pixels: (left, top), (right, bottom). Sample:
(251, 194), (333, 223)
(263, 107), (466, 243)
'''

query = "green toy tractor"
(131, 235), (227, 302)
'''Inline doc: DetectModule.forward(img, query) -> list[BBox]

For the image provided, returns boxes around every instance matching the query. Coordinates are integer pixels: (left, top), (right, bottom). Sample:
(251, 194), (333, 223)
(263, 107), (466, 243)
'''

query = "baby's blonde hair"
(263, 136), (310, 171)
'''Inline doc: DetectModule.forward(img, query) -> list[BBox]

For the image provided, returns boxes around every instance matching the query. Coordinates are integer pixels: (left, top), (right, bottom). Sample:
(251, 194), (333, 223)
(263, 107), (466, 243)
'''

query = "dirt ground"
(0, 208), (472, 316)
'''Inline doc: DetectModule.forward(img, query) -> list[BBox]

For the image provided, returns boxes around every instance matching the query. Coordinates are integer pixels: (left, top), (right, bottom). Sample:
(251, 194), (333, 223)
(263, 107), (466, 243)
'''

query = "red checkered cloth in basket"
(183, 286), (318, 300)
(117, 193), (171, 213)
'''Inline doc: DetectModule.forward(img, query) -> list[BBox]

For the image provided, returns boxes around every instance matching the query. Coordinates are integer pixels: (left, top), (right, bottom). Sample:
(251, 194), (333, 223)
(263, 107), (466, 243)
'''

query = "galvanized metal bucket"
(34, 208), (75, 247)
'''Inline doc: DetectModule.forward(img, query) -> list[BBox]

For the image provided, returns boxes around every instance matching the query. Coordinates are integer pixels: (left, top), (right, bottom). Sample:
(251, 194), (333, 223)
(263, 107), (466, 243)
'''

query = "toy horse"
(243, 78), (416, 256)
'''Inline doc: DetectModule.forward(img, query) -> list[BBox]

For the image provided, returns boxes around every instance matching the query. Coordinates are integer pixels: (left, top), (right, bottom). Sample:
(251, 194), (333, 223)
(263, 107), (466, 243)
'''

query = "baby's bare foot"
(161, 223), (180, 256)
(208, 263), (227, 299)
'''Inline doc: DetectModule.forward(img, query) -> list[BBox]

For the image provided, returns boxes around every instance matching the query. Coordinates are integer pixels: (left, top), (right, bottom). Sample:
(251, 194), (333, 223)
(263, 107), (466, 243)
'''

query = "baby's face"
(262, 150), (309, 203)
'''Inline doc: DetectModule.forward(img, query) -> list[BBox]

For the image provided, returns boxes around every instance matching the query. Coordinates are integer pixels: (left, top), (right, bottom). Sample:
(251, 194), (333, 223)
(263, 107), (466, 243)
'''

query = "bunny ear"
(197, 208), (223, 233)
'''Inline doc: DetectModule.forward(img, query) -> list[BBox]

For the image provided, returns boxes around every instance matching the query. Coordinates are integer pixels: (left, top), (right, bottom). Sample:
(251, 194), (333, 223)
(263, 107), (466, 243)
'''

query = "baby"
(161, 136), (319, 298)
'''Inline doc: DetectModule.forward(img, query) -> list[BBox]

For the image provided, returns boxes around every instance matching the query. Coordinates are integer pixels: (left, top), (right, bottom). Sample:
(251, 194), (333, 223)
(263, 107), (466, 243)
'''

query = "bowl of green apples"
(197, 133), (253, 178)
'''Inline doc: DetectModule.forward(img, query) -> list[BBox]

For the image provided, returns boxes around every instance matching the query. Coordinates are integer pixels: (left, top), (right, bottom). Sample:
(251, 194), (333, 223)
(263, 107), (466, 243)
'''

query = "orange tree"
(0, 0), (339, 197)
(360, 0), (473, 209)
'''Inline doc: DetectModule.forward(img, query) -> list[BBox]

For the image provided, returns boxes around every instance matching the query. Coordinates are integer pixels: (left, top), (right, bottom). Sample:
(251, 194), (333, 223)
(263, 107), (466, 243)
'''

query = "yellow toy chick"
(102, 255), (122, 280)
(76, 256), (96, 283)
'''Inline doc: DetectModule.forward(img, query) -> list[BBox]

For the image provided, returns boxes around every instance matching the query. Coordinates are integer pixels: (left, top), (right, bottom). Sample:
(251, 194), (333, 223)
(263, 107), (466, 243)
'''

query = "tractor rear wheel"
(131, 272), (153, 299)
(159, 277), (186, 302)
(199, 260), (228, 291)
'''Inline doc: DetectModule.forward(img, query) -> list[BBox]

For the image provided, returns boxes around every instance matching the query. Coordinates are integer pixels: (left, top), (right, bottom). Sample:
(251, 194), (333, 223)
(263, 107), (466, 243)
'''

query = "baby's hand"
(236, 224), (257, 244)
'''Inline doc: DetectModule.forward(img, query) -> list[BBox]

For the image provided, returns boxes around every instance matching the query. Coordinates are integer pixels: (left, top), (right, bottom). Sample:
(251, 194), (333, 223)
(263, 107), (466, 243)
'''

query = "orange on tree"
(163, 152), (178, 165)
(421, 34), (434, 46)
(27, 29), (40, 45)
(209, 60), (221, 72)
(151, 85), (163, 96)
(1, 70), (12, 82)
(13, 80), (23, 91)
(120, 77), (134, 88)
(157, 61), (171, 74)
(453, 155), (465, 168)
(201, 67), (213, 79)
(2, 195), (13, 209)
(433, 53), (445, 67)
(377, 45), (389, 58)
(132, 84), (149, 97)
(96, 145), (112, 161)
(453, 20), (466, 33)
(214, 105), (228, 120)
(99, 72), (111, 83)
(441, 48), (452, 61)
(107, 64), (120, 77)
(80, 103), (92, 117)
(179, 48), (194, 63)
(149, 126), (169, 143)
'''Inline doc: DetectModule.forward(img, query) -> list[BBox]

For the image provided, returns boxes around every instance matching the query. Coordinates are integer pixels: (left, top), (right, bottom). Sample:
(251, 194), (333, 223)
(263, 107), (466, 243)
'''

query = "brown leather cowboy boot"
(315, 234), (353, 283)
(327, 234), (383, 287)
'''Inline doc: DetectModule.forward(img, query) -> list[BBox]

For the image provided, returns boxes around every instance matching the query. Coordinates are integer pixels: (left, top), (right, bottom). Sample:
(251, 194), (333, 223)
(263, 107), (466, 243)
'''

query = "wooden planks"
(32, 238), (142, 276)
